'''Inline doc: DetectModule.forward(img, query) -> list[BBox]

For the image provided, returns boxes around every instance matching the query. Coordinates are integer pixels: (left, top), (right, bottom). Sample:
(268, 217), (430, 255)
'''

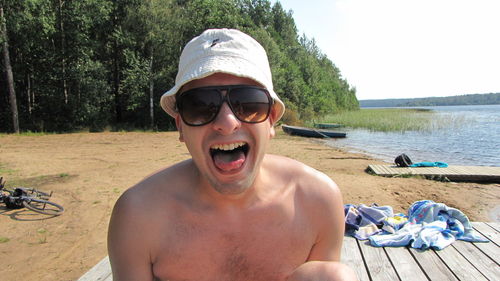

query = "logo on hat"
(210, 39), (220, 47)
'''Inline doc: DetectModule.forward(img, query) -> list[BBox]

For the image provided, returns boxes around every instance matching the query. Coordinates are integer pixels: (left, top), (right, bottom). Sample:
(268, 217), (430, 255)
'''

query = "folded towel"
(410, 162), (448, 168)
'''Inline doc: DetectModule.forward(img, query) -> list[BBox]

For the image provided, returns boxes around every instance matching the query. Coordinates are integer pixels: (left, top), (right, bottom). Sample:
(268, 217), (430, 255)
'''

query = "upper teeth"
(211, 142), (246, 151)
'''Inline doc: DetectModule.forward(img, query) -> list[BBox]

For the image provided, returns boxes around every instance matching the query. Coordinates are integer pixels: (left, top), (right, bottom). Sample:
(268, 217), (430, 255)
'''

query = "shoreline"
(0, 131), (498, 281)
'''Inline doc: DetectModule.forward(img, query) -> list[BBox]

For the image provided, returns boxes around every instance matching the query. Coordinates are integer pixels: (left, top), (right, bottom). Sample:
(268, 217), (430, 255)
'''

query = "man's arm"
(304, 171), (345, 261)
(287, 169), (358, 281)
(108, 189), (154, 281)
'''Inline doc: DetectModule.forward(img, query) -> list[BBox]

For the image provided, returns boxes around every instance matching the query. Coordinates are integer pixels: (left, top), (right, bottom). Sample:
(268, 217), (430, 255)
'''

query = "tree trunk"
(27, 73), (31, 115)
(1, 6), (19, 133)
(149, 53), (154, 129)
(58, 0), (68, 104)
(113, 41), (121, 123)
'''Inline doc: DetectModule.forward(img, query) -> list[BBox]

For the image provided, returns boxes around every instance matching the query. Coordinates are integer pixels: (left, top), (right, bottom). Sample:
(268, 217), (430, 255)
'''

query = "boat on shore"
(282, 125), (347, 138)
(314, 123), (344, 129)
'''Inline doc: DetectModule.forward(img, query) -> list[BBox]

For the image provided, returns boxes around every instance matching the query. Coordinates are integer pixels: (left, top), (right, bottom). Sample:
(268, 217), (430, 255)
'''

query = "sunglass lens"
(180, 90), (221, 125)
(229, 88), (271, 123)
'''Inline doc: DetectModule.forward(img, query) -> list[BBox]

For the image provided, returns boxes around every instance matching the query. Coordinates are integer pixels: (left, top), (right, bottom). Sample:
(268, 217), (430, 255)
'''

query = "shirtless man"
(108, 28), (357, 281)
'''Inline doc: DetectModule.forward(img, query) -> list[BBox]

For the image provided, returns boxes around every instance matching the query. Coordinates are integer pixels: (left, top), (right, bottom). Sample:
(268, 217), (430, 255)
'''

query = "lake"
(324, 104), (500, 167)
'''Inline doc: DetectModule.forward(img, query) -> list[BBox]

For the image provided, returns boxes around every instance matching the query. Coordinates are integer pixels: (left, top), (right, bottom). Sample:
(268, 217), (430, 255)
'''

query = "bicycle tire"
(22, 198), (64, 216)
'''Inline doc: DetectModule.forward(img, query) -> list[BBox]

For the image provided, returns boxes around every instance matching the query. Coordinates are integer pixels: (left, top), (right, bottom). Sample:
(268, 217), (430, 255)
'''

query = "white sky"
(276, 0), (500, 100)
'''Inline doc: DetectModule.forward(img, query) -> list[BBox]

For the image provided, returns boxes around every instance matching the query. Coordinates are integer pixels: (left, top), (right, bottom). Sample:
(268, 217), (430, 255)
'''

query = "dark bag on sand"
(395, 154), (413, 167)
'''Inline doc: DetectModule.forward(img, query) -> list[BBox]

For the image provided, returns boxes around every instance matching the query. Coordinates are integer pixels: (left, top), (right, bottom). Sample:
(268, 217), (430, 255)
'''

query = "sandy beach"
(0, 131), (498, 281)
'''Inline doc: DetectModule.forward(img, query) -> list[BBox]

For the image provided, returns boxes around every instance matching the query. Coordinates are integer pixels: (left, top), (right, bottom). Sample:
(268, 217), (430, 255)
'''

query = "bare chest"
(151, 208), (315, 281)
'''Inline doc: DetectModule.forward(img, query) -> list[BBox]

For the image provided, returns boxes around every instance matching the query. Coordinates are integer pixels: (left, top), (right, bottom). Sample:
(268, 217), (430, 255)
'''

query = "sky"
(276, 0), (500, 100)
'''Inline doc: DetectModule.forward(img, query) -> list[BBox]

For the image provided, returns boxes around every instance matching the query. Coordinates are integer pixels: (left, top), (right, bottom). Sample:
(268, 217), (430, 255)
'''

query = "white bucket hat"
(160, 28), (285, 122)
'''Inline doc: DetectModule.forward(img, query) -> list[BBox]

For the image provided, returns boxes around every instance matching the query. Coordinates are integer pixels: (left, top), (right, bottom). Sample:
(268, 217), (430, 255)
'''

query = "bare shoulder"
(109, 159), (197, 244)
(108, 160), (196, 275)
(264, 154), (341, 199)
(111, 159), (195, 219)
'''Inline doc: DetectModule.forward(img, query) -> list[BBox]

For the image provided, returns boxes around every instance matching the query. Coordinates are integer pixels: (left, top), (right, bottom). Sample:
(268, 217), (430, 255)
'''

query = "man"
(108, 28), (357, 281)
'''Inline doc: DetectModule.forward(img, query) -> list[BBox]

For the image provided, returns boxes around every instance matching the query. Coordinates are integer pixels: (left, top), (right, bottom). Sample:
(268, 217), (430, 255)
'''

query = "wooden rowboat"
(314, 123), (344, 129)
(282, 125), (347, 138)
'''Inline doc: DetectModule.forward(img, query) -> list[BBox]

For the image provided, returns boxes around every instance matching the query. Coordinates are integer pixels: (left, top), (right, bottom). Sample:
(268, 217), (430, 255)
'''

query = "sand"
(0, 131), (498, 281)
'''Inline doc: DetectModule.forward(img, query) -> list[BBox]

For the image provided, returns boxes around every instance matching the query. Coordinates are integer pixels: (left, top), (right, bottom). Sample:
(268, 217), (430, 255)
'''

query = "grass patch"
(0, 163), (16, 175)
(0, 131), (51, 136)
(0, 237), (10, 243)
(19, 131), (51, 136)
(37, 228), (47, 234)
(4, 173), (76, 189)
(318, 108), (470, 132)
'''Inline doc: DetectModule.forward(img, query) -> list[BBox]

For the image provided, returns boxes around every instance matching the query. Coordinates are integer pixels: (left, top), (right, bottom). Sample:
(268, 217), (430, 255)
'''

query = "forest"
(360, 93), (500, 108)
(0, 0), (358, 133)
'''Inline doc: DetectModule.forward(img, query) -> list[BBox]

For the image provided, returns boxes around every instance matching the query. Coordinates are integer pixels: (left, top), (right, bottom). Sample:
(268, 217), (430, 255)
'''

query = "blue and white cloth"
(410, 162), (448, 168)
(368, 200), (489, 250)
(344, 204), (394, 240)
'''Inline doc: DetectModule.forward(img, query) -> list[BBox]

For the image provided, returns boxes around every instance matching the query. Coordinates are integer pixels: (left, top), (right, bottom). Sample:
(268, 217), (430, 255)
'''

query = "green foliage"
(321, 108), (471, 132)
(0, 0), (358, 133)
(360, 93), (500, 107)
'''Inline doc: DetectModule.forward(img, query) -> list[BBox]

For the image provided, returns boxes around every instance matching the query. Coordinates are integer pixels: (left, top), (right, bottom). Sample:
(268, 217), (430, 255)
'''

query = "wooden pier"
(367, 165), (500, 183)
(79, 222), (499, 281)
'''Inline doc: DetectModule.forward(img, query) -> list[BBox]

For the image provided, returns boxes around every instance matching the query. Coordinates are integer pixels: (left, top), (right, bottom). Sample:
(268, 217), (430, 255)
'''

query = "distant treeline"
(0, 0), (358, 133)
(360, 93), (500, 108)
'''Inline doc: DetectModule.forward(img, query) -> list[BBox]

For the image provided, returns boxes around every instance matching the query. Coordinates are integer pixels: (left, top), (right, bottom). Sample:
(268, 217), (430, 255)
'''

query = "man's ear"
(268, 105), (280, 139)
(175, 115), (184, 142)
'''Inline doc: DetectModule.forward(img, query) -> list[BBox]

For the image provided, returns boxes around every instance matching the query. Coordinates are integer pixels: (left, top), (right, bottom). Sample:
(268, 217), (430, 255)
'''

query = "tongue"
(213, 150), (246, 171)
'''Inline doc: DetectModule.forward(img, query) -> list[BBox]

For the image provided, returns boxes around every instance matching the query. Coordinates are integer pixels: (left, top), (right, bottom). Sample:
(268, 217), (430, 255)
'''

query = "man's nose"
(211, 102), (241, 134)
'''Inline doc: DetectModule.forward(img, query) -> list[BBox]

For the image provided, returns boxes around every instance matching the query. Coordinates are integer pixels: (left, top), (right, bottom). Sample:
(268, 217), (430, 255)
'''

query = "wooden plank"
(341, 236), (370, 281)
(77, 256), (112, 281)
(451, 240), (500, 280)
(472, 238), (500, 265)
(358, 241), (399, 280)
(435, 244), (488, 281)
(472, 222), (500, 246)
(367, 165), (500, 182)
(469, 222), (500, 265)
(487, 222), (500, 232)
(409, 248), (458, 280)
(384, 247), (428, 280)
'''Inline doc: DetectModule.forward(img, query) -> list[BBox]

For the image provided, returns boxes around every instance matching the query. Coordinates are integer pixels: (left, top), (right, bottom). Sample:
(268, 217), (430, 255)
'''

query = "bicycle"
(0, 177), (64, 216)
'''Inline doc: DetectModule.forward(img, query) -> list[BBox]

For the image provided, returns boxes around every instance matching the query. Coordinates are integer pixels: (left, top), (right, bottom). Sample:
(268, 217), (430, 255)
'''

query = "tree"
(0, 0), (359, 132)
(1, 5), (18, 133)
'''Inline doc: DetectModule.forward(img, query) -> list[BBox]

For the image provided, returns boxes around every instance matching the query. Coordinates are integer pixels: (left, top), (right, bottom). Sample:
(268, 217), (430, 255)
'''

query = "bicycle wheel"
(22, 198), (64, 216)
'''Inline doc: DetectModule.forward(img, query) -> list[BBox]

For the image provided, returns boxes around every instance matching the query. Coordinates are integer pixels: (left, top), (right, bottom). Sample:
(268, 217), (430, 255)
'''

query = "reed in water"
(318, 108), (470, 132)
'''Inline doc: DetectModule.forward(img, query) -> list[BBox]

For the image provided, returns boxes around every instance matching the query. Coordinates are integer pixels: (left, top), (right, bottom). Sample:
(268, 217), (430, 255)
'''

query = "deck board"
(79, 222), (499, 281)
(357, 240), (400, 280)
(77, 256), (112, 281)
(341, 236), (370, 281)
(409, 248), (458, 280)
(435, 243), (489, 281)
(367, 164), (500, 182)
(384, 246), (428, 280)
(451, 240), (500, 280)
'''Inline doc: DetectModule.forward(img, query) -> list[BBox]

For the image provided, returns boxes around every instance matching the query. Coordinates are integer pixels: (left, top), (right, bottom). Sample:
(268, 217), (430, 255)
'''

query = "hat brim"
(160, 56), (285, 122)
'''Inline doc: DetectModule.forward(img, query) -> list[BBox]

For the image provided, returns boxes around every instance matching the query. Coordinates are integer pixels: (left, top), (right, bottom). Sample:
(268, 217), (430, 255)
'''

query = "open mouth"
(210, 142), (249, 172)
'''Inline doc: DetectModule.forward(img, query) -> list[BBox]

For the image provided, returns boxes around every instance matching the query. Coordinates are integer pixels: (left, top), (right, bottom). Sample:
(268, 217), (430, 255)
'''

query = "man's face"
(175, 73), (277, 196)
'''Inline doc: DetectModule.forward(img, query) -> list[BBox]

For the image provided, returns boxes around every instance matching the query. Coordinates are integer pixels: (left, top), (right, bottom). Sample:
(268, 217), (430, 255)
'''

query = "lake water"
(324, 104), (500, 167)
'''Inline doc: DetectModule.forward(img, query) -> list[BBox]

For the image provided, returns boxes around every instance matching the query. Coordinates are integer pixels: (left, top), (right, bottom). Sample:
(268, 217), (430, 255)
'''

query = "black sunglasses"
(176, 85), (273, 126)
